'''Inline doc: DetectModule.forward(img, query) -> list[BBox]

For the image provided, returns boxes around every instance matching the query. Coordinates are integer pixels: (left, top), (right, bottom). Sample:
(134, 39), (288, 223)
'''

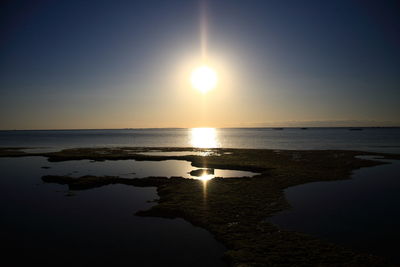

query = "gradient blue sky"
(1, 0), (399, 129)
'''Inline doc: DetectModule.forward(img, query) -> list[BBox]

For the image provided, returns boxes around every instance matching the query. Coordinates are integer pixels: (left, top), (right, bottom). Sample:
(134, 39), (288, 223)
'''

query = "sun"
(190, 65), (218, 93)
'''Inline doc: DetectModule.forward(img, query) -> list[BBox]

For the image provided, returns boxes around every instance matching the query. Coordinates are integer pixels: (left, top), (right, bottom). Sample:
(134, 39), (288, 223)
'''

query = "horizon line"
(1, 126), (400, 131)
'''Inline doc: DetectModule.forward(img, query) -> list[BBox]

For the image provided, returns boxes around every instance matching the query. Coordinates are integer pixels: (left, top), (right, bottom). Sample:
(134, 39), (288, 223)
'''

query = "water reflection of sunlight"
(190, 128), (219, 148)
(198, 174), (214, 181)
(199, 174), (213, 204)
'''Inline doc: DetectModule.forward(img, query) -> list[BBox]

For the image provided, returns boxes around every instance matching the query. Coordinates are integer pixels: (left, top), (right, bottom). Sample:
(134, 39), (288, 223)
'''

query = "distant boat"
(273, 128), (284, 130)
(349, 128), (363, 131)
(300, 127), (308, 130)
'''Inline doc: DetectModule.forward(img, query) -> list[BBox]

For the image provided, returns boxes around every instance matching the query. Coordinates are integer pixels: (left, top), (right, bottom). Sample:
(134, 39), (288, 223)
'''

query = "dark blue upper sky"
(1, 0), (399, 129)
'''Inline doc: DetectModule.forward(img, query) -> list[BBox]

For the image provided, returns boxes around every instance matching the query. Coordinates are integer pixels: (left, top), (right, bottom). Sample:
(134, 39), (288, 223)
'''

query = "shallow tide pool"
(269, 157), (400, 263)
(41, 158), (258, 179)
(0, 157), (227, 266)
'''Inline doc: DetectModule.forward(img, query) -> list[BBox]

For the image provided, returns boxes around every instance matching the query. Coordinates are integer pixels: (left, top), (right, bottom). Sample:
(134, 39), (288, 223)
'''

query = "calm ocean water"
(0, 128), (399, 153)
(1, 129), (399, 265)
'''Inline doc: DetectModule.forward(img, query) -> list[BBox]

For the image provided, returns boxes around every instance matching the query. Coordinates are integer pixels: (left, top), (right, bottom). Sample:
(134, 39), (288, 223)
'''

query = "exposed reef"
(2, 146), (400, 266)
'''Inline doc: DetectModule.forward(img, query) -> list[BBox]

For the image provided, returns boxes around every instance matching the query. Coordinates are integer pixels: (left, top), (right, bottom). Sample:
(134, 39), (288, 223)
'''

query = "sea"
(1, 127), (400, 265)
(0, 127), (400, 153)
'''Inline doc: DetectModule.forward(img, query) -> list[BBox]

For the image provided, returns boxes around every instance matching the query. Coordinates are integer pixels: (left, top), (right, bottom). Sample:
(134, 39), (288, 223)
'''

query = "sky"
(0, 0), (399, 129)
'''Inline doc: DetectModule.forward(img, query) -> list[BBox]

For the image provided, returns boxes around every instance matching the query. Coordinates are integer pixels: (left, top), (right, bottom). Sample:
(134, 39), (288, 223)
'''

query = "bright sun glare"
(191, 66), (218, 93)
(191, 128), (219, 148)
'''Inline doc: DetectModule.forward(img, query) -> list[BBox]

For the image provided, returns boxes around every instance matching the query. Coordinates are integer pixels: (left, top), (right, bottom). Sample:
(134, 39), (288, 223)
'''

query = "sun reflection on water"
(198, 173), (212, 204)
(197, 174), (214, 181)
(190, 128), (219, 148)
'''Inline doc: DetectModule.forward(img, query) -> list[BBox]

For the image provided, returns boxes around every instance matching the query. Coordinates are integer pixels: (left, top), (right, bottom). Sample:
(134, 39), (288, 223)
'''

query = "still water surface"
(270, 157), (400, 263)
(1, 127), (399, 153)
(0, 157), (227, 266)
(1, 128), (400, 264)
(43, 158), (257, 179)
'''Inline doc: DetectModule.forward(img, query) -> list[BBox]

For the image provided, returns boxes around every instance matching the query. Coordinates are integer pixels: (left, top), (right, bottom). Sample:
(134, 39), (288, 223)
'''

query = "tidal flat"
(1, 147), (400, 266)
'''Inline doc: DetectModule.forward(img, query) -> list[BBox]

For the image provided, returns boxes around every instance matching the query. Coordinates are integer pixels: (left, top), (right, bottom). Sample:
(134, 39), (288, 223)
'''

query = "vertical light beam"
(200, 0), (208, 61)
